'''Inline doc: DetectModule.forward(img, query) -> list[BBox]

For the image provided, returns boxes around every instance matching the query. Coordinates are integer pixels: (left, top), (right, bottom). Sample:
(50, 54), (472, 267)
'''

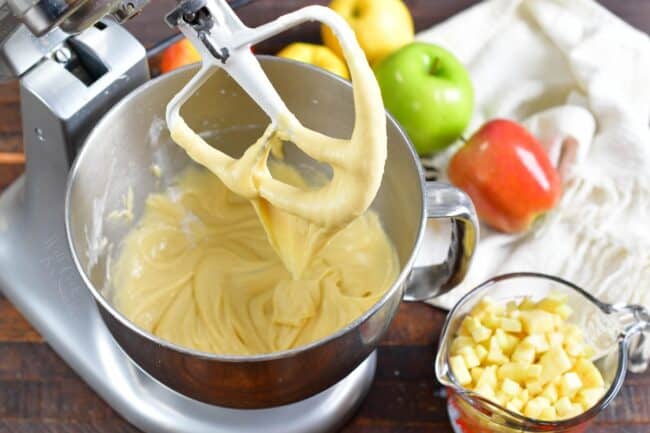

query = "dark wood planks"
(0, 297), (42, 343)
(1, 299), (650, 432)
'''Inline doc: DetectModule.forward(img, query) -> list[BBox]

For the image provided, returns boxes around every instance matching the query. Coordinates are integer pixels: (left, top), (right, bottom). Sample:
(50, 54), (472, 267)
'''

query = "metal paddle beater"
(165, 0), (358, 125)
(164, 0), (387, 228)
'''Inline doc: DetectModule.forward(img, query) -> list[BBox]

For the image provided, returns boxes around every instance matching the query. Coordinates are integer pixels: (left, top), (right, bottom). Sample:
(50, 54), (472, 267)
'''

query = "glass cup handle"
(607, 303), (650, 373)
(405, 182), (479, 302)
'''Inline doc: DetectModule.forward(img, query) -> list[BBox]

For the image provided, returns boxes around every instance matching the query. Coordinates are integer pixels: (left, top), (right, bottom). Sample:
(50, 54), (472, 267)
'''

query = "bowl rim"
(436, 272), (628, 430)
(65, 55), (428, 363)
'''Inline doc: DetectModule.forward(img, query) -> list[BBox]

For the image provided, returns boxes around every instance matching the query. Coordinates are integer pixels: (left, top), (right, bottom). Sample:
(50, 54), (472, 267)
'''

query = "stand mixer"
(0, 1), (478, 431)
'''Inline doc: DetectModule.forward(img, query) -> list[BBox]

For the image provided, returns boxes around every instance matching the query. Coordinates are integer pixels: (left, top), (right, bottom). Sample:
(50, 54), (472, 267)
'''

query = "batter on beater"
(112, 13), (397, 355)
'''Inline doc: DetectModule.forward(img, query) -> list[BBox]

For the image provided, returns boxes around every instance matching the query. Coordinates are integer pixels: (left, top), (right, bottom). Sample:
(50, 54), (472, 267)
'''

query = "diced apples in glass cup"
(435, 273), (650, 433)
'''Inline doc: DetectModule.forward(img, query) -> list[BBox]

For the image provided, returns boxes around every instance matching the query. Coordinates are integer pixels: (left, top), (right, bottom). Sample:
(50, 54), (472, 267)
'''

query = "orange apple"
(448, 119), (562, 233)
(160, 38), (201, 74)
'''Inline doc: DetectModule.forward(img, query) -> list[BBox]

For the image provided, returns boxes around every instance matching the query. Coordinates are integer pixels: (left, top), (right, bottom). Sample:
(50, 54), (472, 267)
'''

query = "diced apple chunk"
(539, 347), (573, 384)
(450, 355), (472, 385)
(472, 326), (493, 343)
(506, 301), (518, 314)
(459, 346), (481, 369)
(451, 336), (474, 355)
(547, 332), (564, 347)
(568, 403), (585, 418)
(555, 304), (573, 320)
(555, 396), (574, 418)
(520, 310), (555, 334)
(461, 316), (476, 331)
(574, 358), (605, 388)
(555, 397), (583, 419)
(536, 297), (565, 314)
(539, 406), (557, 421)
(483, 314), (502, 330)
(563, 323), (583, 340)
(464, 316), (492, 343)
(475, 344), (488, 362)
(474, 383), (495, 401)
(487, 336), (508, 364)
(565, 339), (585, 357)
(541, 383), (558, 402)
(552, 314), (564, 329)
(519, 297), (537, 310)
(501, 317), (523, 333)
(520, 389), (529, 404)
(498, 362), (529, 383)
(582, 345), (597, 359)
(495, 392), (510, 406)
(506, 398), (524, 413)
(476, 365), (498, 389)
(526, 380), (544, 397)
(523, 334), (549, 353)
(501, 378), (521, 397)
(471, 367), (484, 384)
(576, 387), (605, 410)
(559, 372), (583, 397)
(527, 364), (542, 380)
(495, 329), (519, 356)
(524, 397), (551, 419)
(475, 297), (504, 316)
(511, 341), (536, 364)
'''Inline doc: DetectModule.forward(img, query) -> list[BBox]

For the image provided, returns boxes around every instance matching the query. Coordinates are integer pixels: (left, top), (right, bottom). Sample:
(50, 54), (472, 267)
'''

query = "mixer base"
(0, 176), (376, 432)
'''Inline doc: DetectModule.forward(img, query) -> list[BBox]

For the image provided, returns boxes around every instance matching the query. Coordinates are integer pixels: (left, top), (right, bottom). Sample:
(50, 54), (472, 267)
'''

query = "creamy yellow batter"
(113, 165), (398, 355)
(113, 15), (395, 355)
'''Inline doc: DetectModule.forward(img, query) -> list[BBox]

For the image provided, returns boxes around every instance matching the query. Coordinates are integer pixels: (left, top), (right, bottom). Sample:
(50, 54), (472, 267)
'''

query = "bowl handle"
(404, 182), (478, 302)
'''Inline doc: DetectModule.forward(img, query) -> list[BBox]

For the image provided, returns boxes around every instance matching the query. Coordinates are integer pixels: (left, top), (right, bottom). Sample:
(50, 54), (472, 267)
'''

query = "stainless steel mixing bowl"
(65, 57), (478, 408)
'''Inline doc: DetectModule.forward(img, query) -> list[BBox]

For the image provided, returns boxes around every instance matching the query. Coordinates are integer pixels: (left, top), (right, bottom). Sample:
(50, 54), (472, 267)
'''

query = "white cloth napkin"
(413, 0), (650, 310)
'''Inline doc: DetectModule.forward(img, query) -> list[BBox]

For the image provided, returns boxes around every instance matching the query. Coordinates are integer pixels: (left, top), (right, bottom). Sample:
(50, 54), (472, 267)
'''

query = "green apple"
(374, 42), (474, 155)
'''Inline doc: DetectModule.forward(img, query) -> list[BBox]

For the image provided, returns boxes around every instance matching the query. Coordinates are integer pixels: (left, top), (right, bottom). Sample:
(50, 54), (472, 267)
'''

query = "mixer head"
(2, 0), (148, 35)
(0, 0), (149, 80)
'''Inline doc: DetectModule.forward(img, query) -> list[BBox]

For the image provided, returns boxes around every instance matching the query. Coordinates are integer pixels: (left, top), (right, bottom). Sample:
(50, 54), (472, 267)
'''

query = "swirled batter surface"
(113, 165), (399, 355)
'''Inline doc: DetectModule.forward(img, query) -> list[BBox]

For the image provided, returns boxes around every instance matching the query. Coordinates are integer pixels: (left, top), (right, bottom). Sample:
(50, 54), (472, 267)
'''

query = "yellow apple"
(322, 0), (414, 64)
(277, 43), (350, 79)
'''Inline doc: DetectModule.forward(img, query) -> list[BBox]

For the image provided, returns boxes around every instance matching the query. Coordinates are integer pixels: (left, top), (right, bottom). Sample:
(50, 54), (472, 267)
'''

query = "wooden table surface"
(1, 1), (649, 432)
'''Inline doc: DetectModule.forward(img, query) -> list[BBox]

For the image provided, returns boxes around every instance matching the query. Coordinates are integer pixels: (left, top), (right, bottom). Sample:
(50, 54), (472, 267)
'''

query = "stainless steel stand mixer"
(0, 1), (478, 431)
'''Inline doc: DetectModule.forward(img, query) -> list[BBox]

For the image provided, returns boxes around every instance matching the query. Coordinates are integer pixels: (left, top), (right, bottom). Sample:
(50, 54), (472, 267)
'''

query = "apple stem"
(431, 57), (441, 75)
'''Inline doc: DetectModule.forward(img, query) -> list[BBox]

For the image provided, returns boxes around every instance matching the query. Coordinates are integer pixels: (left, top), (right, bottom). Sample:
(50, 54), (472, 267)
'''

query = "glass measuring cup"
(435, 272), (650, 433)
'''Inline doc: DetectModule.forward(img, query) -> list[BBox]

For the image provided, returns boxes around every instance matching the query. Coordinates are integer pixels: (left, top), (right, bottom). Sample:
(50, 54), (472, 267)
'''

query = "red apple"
(448, 119), (562, 233)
